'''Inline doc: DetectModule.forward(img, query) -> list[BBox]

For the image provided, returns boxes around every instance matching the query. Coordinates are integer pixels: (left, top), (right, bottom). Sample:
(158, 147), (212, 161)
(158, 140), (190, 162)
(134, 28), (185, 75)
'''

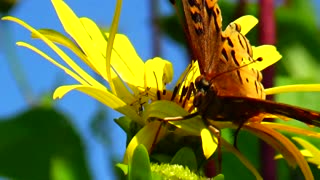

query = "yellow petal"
(200, 128), (217, 159)
(106, 33), (145, 91)
(143, 100), (205, 136)
(262, 122), (320, 138)
(53, 85), (142, 123)
(181, 61), (200, 89)
(2, 16), (103, 88)
(16, 42), (89, 85)
(52, 0), (107, 78)
(292, 137), (320, 168)
(144, 57), (173, 91)
(31, 29), (90, 68)
(245, 123), (314, 180)
(232, 15), (258, 35)
(250, 45), (282, 71)
(123, 121), (165, 164)
(265, 84), (320, 95)
(79, 17), (109, 77)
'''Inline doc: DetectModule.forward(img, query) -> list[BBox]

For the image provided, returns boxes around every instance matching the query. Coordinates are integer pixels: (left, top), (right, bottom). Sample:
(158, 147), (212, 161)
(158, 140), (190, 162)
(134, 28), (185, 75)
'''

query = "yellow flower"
(4, 0), (320, 179)
(2, 0), (175, 163)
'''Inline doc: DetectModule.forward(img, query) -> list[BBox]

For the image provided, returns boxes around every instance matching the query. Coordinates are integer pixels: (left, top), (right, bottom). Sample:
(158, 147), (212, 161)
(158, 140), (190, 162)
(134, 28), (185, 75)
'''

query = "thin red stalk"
(258, 0), (277, 180)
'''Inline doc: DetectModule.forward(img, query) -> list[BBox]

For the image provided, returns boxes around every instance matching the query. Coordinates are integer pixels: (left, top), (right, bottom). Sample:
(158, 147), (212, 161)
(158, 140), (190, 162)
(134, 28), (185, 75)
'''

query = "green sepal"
(129, 144), (152, 180)
(170, 147), (197, 171)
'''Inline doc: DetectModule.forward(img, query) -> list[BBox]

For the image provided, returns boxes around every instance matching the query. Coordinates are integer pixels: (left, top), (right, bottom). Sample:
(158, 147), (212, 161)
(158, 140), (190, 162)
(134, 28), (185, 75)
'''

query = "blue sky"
(1, 0), (320, 179)
(0, 1), (186, 179)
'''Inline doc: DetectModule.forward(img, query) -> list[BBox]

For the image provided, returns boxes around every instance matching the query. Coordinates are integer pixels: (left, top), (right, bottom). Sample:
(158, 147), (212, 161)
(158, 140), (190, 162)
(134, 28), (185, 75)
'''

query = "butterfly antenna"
(212, 57), (263, 80)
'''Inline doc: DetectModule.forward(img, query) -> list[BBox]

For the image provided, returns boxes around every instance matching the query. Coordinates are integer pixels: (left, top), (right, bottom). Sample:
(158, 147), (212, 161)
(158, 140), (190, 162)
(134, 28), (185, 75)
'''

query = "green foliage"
(213, 174), (225, 180)
(0, 0), (17, 14)
(114, 116), (143, 146)
(116, 163), (128, 175)
(0, 106), (91, 180)
(117, 144), (211, 179)
(170, 147), (197, 171)
(129, 144), (152, 180)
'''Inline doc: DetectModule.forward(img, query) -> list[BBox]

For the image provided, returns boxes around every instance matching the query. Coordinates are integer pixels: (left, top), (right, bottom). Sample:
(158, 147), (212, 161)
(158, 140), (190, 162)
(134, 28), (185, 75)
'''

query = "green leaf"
(150, 153), (172, 164)
(115, 116), (143, 146)
(0, 107), (91, 180)
(115, 163), (128, 175)
(114, 116), (132, 133)
(129, 144), (152, 180)
(213, 174), (225, 180)
(170, 147), (197, 171)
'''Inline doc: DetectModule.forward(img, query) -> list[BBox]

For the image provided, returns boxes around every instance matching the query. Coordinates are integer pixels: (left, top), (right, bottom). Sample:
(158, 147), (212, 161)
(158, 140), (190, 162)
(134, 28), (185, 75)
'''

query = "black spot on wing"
(254, 80), (259, 94)
(188, 0), (200, 8)
(238, 34), (245, 49)
(222, 48), (228, 61)
(171, 86), (179, 101)
(211, 5), (221, 33)
(227, 37), (234, 47)
(236, 70), (243, 84)
(231, 50), (240, 67)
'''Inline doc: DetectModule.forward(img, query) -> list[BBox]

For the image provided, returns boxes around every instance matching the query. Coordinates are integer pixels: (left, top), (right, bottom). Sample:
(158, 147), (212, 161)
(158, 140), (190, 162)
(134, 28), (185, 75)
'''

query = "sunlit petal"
(2, 16), (103, 88)
(16, 42), (88, 85)
(52, 0), (107, 78)
(53, 85), (142, 123)
(200, 128), (217, 159)
(245, 123), (313, 180)
(124, 121), (165, 164)
(262, 122), (320, 138)
(232, 15), (258, 35)
(292, 137), (320, 168)
(265, 84), (320, 95)
(251, 45), (282, 71)
(145, 57), (173, 92)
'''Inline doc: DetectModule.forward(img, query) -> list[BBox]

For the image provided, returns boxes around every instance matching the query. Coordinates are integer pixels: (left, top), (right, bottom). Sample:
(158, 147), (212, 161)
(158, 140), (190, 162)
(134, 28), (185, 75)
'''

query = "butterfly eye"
(195, 76), (210, 91)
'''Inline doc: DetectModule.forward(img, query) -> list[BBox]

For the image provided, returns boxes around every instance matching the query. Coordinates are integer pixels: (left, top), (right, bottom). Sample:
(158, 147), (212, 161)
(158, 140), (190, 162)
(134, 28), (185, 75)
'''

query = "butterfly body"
(181, 0), (265, 99)
(194, 81), (320, 127)
(172, 0), (320, 128)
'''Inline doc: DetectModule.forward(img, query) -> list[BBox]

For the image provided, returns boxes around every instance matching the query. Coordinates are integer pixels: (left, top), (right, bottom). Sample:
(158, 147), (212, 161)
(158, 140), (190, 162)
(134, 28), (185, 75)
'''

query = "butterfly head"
(195, 75), (210, 93)
(193, 75), (219, 110)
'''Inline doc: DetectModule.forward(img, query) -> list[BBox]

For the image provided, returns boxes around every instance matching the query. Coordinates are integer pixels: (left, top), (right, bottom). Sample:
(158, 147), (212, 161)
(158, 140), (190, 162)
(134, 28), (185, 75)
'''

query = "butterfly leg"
(147, 112), (200, 152)
(233, 118), (247, 149)
(150, 120), (166, 152)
